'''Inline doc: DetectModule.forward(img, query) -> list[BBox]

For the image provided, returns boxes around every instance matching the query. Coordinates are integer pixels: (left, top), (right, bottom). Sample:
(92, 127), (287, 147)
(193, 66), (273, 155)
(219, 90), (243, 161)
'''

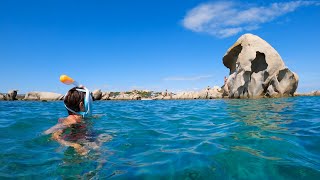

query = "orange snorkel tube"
(60, 74), (81, 87)
(60, 75), (92, 117)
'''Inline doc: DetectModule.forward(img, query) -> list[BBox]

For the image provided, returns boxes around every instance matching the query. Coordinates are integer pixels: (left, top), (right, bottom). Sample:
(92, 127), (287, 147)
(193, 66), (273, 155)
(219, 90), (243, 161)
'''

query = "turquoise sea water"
(0, 97), (319, 179)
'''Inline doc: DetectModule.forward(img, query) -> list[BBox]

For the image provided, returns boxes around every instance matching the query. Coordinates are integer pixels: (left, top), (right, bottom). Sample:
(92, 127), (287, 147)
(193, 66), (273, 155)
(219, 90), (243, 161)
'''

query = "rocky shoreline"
(1, 33), (318, 101)
(0, 86), (226, 101)
(1, 88), (319, 102)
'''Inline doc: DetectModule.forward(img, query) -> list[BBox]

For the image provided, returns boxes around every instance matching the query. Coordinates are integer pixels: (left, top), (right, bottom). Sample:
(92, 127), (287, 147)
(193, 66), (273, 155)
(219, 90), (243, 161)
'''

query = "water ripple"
(0, 97), (320, 179)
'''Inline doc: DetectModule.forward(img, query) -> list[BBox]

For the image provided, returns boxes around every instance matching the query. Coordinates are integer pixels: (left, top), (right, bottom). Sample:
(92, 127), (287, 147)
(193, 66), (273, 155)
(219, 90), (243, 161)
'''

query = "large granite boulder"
(171, 86), (223, 100)
(172, 91), (199, 99)
(314, 91), (320, 96)
(101, 92), (111, 100)
(16, 94), (25, 100)
(0, 93), (5, 100)
(223, 34), (299, 98)
(92, 89), (102, 101)
(7, 90), (18, 100)
(24, 92), (63, 101)
(114, 92), (132, 100)
(207, 86), (223, 99)
(152, 95), (165, 100)
(24, 92), (39, 100)
(131, 93), (142, 100)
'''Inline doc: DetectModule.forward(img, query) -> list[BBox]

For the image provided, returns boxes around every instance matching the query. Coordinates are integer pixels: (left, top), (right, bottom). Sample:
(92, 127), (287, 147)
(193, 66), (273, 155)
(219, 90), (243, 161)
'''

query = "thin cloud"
(163, 75), (213, 81)
(183, 1), (319, 38)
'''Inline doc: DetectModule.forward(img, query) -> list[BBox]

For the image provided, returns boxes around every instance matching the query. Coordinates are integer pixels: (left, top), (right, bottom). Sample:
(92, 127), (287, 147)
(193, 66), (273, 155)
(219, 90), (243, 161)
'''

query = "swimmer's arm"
(52, 130), (77, 148)
(44, 117), (77, 135)
(43, 123), (67, 135)
(52, 130), (88, 155)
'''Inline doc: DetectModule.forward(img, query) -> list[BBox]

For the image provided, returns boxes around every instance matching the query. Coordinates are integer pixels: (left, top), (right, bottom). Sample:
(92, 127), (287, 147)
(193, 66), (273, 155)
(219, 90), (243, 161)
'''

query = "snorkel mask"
(60, 75), (93, 118)
(64, 87), (93, 118)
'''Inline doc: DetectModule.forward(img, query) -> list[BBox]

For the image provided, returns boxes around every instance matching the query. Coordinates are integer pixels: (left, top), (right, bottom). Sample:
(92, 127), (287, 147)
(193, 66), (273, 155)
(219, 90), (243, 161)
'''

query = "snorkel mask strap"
(64, 104), (81, 116)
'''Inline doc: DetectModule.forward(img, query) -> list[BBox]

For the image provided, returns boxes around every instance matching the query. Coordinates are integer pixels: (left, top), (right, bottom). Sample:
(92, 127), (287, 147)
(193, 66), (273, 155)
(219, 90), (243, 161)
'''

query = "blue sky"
(1, 0), (319, 94)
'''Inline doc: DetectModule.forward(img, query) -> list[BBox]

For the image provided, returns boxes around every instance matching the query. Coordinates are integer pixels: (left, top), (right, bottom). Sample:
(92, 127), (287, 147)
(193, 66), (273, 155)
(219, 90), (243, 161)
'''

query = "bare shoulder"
(61, 116), (78, 126)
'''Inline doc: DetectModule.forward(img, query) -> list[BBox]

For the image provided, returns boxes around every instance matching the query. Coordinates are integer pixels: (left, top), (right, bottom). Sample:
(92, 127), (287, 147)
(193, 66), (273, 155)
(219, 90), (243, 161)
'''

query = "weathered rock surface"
(0, 90), (19, 101)
(172, 91), (199, 99)
(24, 92), (63, 101)
(223, 33), (299, 98)
(16, 94), (25, 100)
(107, 92), (142, 100)
(92, 89), (102, 101)
(296, 90), (320, 96)
(208, 86), (224, 99)
(7, 90), (18, 100)
(101, 92), (111, 100)
(152, 90), (172, 100)
(170, 86), (223, 100)
(0, 93), (5, 100)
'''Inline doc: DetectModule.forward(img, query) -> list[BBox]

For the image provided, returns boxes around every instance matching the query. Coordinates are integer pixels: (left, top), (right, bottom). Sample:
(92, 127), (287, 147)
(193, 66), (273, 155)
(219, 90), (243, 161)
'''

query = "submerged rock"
(223, 34), (298, 98)
(24, 92), (63, 101)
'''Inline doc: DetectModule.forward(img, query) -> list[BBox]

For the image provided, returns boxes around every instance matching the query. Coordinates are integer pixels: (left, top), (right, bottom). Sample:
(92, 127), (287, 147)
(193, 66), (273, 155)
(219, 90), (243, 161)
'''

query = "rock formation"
(0, 90), (18, 101)
(223, 34), (299, 98)
(92, 89), (102, 101)
(0, 93), (5, 100)
(153, 90), (173, 100)
(103, 91), (142, 100)
(207, 86), (224, 99)
(101, 92), (111, 100)
(7, 90), (18, 100)
(24, 92), (63, 101)
(170, 86), (223, 100)
(296, 90), (320, 96)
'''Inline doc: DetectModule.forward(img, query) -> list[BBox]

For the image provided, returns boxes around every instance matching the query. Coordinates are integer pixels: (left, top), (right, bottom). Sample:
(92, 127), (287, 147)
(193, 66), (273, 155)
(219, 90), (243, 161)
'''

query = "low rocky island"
(1, 34), (318, 101)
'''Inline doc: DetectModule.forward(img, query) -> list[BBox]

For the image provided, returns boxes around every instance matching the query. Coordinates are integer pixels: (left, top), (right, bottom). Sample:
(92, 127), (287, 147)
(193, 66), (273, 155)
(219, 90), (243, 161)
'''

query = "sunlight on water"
(0, 97), (319, 179)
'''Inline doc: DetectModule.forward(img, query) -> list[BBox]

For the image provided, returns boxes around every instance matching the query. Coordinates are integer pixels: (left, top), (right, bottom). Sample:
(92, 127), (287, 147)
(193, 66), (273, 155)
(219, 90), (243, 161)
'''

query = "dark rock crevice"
(277, 69), (287, 82)
(251, 52), (268, 73)
(223, 44), (242, 74)
(236, 71), (251, 98)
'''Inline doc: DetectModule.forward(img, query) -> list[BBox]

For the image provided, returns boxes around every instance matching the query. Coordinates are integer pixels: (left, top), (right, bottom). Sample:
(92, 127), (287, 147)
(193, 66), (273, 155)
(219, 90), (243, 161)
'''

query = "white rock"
(92, 89), (102, 100)
(7, 90), (18, 100)
(101, 92), (111, 100)
(24, 92), (63, 101)
(0, 94), (5, 100)
(223, 34), (298, 98)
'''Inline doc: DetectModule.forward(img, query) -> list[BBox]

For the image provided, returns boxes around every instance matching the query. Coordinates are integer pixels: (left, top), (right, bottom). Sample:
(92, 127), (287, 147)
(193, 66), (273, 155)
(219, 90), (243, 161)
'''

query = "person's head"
(64, 87), (86, 115)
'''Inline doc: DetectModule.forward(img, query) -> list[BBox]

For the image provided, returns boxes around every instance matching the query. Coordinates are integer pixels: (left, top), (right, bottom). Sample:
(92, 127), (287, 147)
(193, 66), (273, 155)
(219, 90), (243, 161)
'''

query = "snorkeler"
(44, 85), (93, 155)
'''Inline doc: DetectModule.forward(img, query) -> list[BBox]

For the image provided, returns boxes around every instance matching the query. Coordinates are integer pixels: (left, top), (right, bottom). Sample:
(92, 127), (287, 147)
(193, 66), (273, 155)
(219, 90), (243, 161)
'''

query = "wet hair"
(64, 87), (85, 115)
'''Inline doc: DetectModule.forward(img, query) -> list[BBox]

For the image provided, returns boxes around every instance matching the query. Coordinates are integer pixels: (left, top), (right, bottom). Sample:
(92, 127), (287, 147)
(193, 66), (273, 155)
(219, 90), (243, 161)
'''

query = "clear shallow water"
(0, 97), (320, 179)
